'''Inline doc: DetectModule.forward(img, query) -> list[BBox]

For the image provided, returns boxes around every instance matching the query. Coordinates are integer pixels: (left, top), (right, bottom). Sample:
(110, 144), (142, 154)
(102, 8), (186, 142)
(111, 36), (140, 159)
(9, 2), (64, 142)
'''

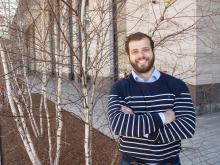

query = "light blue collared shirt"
(131, 68), (161, 83)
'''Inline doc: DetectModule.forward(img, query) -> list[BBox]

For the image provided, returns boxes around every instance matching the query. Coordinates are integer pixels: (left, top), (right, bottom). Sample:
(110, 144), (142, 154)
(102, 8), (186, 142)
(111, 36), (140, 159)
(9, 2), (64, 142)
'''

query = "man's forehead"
(129, 38), (150, 43)
(129, 39), (151, 48)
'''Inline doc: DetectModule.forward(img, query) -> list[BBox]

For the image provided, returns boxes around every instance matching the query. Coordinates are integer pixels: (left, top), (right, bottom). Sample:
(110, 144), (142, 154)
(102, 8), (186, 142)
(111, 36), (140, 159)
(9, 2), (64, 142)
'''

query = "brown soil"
(0, 94), (120, 165)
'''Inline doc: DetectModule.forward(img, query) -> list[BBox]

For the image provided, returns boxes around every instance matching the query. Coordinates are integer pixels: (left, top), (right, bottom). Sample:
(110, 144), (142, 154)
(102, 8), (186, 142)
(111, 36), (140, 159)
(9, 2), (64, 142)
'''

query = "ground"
(0, 94), (120, 165)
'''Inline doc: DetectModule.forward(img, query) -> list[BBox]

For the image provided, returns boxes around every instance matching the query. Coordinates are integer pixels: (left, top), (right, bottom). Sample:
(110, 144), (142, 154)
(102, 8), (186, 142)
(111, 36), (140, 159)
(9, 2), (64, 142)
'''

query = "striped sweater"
(107, 72), (196, 163)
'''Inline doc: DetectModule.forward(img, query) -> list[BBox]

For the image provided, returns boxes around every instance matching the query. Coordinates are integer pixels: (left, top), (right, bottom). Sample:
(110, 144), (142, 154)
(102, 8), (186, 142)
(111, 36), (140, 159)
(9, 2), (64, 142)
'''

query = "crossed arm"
(122, 106), (175, 124)
(156, 93), (196, 143)
(107, 92), (196, 142)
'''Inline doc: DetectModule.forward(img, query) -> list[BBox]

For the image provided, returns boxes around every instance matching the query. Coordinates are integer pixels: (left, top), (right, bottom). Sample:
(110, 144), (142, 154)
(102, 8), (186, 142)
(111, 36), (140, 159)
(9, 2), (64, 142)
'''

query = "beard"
(130, 55), (155, 73)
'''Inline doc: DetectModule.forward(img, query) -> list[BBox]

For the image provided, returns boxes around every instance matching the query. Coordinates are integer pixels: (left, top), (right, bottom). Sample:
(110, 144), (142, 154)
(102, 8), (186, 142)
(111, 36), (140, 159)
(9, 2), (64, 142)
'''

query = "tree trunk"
(41, 0), (53, 164)
(79, 0), (92, 164)
(0, 44), (42, 165)
(54, 1), (64, 164)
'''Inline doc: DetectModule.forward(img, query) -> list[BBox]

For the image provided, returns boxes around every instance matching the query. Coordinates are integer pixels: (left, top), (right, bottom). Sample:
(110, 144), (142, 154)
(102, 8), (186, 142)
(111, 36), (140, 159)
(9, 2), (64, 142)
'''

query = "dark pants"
(120, 156), (181, 165)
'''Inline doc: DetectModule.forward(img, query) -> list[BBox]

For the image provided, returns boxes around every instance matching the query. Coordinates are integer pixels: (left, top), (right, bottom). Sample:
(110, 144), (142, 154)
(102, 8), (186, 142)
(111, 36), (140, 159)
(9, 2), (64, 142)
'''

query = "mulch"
(0, 94), (120, 165)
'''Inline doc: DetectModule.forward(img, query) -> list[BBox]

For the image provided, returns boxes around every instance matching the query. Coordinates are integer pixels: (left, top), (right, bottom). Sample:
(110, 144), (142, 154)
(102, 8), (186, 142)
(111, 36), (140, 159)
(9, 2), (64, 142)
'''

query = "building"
(7, 0), (220, 114)
(0, 0), (17, 38)
(0, 14), (7, 38)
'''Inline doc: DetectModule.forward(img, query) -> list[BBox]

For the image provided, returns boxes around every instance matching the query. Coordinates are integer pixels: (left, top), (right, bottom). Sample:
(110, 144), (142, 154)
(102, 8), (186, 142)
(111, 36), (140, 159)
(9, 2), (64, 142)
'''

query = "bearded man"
(107, 32), (196, 165)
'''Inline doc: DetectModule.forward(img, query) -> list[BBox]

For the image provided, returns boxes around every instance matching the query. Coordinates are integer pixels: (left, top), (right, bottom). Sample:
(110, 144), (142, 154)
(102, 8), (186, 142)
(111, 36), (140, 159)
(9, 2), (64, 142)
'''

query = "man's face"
(128, 38), (155, 73)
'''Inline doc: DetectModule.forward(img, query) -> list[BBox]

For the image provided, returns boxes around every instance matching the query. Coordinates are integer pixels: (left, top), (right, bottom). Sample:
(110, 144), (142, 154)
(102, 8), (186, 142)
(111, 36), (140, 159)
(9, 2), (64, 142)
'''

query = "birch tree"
(0, 42), (42, 165)
(0, 0), (65, 164)
(1, 0), (220, 165)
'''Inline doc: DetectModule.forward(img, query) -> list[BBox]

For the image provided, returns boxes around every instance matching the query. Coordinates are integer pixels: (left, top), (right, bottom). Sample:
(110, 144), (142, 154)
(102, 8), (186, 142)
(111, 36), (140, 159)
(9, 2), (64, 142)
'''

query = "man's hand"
(121, 107), (175, 124)
(164, 110), (175, 124)
(121, 106), (134, 114)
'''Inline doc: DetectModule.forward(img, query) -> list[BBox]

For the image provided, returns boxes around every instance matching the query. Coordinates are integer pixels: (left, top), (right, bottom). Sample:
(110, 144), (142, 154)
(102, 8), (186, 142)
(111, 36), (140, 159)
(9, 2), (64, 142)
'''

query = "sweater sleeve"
(107, 83), (163, 137)
(157, 81), (196, 143)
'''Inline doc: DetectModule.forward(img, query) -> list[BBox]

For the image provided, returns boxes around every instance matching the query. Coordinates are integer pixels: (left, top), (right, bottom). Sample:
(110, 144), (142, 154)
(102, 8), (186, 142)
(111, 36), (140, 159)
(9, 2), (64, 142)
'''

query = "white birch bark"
(43, 83), (53, 165)
(39, 94), (44, 136)
(13, 97), (41, 164)
(5, 26), (40, 138)
(40, 0), (53, 164)
(22, 54), (40, 137)
(18, 29), (40, 137)
(54, 1), (64, 164)
(80, 0), (92, 164)
(7, 55), (39, 138)
(53, 57), (63, 165)
(0, 44), (42, 165)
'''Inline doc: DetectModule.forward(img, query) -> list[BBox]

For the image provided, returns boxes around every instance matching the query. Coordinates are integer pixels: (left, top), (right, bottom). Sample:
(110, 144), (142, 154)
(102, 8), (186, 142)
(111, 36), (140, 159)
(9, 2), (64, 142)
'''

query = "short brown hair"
(125, 32), (154, 55)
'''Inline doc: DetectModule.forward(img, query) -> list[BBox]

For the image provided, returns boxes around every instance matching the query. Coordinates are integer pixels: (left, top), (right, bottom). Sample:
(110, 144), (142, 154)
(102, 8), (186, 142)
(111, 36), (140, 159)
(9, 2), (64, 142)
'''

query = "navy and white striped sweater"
(107, 72), (196, 163)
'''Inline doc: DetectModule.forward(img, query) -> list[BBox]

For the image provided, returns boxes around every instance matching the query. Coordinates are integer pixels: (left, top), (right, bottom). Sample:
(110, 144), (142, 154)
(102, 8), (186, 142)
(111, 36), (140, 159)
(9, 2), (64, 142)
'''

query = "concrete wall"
(123, 0), (220, 113)
(192, 0), (220, 113)
(125, 0), (197, 84)
(10, 0), (220, 113)
(196, 0), (220, 85)
(87, 0), (114, 78)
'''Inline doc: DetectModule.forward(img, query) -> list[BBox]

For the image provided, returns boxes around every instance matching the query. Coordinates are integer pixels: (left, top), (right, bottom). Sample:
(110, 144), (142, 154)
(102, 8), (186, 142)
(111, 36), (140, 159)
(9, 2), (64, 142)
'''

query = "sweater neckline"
(129, 71), (164, 85)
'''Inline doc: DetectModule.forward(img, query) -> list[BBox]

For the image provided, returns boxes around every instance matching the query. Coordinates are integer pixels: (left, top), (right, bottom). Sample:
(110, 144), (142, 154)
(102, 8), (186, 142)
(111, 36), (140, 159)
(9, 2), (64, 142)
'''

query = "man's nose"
(138, 51), (145, 58)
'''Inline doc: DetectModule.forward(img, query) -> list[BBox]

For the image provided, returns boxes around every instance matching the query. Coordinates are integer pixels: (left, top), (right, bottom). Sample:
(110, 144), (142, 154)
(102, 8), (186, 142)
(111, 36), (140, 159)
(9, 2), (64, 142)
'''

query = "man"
(107, 32), (196, 165)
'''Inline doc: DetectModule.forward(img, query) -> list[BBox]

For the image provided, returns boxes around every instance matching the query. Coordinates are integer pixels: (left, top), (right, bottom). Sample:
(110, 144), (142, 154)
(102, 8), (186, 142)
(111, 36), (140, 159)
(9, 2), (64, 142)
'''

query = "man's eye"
(143, 49), (149, 52)
(132, 51), (138, 54)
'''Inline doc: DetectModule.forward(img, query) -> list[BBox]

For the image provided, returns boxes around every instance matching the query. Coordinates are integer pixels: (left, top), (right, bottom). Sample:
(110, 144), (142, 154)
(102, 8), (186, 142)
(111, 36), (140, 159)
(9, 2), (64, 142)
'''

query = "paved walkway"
(180, 112), (220, 165)
(31, 78), (220, 165)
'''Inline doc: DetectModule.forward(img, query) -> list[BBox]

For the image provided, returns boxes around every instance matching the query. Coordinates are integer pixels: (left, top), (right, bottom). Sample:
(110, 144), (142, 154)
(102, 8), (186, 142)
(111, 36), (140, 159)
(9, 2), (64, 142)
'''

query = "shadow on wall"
(189, 83), (220, 115)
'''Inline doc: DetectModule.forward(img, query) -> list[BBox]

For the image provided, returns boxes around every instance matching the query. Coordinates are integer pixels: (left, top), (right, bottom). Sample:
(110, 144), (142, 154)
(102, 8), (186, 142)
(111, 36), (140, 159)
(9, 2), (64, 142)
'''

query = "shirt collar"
(132, 68), (161, 83)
